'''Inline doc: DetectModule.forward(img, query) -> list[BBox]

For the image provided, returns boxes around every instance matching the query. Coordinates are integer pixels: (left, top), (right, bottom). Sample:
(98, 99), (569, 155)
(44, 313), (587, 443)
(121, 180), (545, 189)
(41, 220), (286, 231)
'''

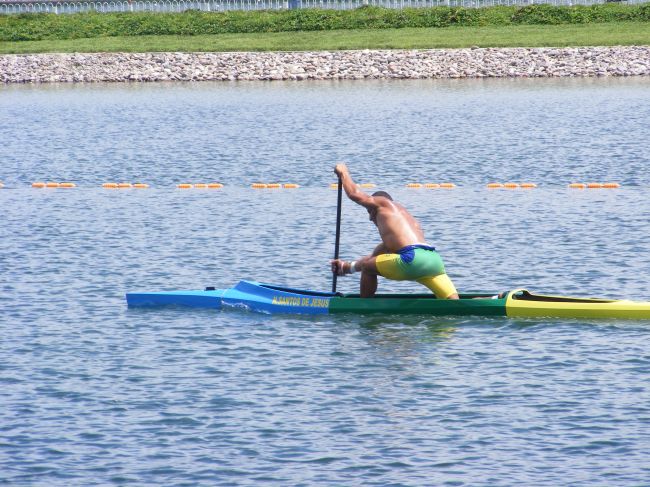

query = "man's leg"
(416, 274), (460, 300)
(356, 255), (380, 298)
(358, 243), (391, 297)
(330, 244), (387, 297)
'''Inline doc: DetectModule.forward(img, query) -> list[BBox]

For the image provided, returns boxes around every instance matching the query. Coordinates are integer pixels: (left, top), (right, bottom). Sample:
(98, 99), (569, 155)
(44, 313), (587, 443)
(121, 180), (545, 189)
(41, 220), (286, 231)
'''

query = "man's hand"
(330, 259), (348, 276)
(334, 163), (348, 178)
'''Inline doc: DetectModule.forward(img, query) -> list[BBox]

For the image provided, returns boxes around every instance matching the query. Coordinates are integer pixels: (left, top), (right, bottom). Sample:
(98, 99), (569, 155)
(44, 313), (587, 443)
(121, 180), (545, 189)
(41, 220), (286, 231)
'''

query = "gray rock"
(1, 47), (649, 83)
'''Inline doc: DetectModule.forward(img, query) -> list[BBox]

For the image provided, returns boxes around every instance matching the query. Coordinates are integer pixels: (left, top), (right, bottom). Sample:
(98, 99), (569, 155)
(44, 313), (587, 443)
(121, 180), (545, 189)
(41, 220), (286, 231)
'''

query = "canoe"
(126, 280), (650, 320)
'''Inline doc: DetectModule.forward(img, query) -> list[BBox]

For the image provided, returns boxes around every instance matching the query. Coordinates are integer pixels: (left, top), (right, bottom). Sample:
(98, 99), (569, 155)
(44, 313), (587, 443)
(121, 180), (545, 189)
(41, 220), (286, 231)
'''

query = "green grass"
(1, 22), (649, 54)
(1, 4), (649, 54)
(2, 4), (650, 42)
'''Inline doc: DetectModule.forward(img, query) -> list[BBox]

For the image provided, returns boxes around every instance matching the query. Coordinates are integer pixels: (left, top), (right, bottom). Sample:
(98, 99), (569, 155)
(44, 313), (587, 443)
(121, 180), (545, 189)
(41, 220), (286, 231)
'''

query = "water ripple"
(2, 79), (650, 486)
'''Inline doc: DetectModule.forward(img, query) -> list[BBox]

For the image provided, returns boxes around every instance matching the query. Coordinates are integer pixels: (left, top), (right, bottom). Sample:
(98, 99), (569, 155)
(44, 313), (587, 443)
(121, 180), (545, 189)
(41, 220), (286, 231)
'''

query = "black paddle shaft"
(332, 175), (343, 293)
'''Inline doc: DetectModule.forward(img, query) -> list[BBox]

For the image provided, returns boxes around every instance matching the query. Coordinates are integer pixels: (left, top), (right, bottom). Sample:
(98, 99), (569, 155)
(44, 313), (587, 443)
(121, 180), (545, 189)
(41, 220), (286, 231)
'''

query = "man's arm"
(334, 163), (377, 210)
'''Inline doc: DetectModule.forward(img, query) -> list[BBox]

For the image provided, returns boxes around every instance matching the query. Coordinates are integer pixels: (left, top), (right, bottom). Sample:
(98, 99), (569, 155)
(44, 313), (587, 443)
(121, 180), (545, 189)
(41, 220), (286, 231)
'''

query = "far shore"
(2, 46), (649, 83)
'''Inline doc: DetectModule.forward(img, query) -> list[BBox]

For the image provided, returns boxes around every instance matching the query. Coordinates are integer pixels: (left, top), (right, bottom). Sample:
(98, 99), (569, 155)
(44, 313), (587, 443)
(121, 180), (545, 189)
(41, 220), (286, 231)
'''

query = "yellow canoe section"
(505, 289), (650, 320)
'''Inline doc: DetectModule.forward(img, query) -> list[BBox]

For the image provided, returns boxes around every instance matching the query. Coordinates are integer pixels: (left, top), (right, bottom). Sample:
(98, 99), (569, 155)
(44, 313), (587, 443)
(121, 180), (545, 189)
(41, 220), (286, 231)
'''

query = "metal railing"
(301, 0), (636, 6)
(0, 0), (289, 13)
(0, 0), (642, 14)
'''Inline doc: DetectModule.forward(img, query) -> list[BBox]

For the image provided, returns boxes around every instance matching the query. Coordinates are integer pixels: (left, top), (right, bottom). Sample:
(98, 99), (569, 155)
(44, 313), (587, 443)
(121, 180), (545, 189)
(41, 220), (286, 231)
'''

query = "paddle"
(332, 174), (343, 293)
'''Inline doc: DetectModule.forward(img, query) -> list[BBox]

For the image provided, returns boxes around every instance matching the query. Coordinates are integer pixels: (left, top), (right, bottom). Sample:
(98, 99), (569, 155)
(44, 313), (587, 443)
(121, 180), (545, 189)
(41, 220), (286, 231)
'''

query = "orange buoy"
(520, 183), (537, 189)
(117, 183), (132, 189)
(177, 183), (193, 189)
(504, 183), (519, 189)
(267, 183), (281, 189)
(424, 183), (440, 189)
(569, 183), (586, 189)
(406, 183), (422, 188)
(487, 183), (503, 189)
(207, 183), (224, 189)
(603, 182), (621, 189)
(59, 182), (76, 188)
(46, 182), (60, 188)
(440, 183), (456, 189)
(32, 182), (46, 188)
(283, 183), (299, 189)
(102, 183), (118, 189)
(330, 183), (339, 189)
(252, 183), (267, 189)
(133, 183), (149, 189)
(587, 182), (603, 189)
(194, 183), (208, 189)
(359, 183), (376, 188)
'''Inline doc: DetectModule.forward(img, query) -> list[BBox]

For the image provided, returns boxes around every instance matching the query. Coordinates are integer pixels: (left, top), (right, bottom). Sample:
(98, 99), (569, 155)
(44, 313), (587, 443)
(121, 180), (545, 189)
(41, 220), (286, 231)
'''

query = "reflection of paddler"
(330, 164), (459, 299)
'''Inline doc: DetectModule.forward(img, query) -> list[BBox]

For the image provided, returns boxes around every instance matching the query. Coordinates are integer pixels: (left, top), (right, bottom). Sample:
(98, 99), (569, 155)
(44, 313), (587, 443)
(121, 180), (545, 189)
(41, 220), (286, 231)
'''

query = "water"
(2, 78), (650, 485)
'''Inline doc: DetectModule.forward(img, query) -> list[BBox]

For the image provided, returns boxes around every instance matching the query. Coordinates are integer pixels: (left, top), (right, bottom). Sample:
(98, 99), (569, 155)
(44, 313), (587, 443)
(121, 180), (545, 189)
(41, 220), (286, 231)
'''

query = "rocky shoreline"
(1, 46), (649, 83)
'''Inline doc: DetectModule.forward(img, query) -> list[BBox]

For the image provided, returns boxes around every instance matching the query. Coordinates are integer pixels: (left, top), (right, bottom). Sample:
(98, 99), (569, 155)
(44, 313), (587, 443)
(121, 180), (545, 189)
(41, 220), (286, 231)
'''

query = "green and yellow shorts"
(375, 245), (457, 299)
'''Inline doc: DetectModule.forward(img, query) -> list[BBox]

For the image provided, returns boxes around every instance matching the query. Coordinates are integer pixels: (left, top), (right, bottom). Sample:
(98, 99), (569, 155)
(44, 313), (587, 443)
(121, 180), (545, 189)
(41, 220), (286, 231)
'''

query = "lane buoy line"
(569, 182), (621, 189)
(407, 183), (456, 189)
(486, 182), (537, 189)
(31, 182), (76, 188)
(252, 183), (300, 189)
(8, 181), (623, 190)
(177, 183), (224, 189)
(102, 183), (150, 189)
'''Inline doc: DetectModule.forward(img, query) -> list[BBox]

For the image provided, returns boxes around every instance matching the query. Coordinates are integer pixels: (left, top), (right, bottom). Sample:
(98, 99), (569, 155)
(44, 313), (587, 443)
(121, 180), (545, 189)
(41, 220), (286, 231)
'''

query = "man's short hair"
(372, 191), (393, 201)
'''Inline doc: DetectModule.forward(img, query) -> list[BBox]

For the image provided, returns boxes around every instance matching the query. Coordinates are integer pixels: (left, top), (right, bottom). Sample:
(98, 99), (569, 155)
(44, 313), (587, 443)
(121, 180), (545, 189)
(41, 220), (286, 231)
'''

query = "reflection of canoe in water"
(126, 280), (650, 320)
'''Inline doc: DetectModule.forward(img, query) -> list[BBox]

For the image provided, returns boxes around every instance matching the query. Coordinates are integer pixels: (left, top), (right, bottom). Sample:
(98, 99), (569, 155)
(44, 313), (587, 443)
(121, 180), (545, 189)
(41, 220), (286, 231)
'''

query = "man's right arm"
(334, 163), (375, 210)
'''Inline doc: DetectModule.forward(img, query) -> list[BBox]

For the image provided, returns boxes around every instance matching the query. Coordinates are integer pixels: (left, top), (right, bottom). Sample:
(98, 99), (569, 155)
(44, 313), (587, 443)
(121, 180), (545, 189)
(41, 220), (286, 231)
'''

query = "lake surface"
(2, 78), (650, 486)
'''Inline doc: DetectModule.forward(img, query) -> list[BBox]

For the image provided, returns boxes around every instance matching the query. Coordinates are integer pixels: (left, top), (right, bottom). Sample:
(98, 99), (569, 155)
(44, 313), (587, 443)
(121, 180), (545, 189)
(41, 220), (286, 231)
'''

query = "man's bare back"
(372, 199), (426, 252)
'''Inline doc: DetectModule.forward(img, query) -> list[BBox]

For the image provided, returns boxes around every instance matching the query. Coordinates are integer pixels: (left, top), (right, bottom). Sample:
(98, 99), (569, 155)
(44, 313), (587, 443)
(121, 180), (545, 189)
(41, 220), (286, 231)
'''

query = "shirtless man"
(330, 164), (459, 299)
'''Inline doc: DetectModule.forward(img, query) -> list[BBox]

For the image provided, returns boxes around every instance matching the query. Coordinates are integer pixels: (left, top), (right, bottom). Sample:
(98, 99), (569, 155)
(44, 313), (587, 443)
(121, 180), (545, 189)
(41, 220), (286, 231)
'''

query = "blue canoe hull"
(126, 280), (337, 315)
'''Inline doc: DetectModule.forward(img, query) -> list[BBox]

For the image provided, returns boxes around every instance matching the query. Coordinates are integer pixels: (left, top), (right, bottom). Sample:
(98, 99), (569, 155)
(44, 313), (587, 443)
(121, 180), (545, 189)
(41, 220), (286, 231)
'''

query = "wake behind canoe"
(125, 280), (650, 320)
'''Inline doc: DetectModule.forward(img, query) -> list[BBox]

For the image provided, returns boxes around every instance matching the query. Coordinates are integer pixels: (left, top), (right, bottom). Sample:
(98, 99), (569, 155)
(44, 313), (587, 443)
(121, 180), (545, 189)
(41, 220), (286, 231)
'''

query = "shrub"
(0, 4), (648, 42)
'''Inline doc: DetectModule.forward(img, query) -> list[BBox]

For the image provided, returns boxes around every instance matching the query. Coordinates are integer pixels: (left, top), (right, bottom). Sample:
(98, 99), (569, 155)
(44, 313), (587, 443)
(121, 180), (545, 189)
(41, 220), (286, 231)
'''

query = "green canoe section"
(329, 293), (508, 316)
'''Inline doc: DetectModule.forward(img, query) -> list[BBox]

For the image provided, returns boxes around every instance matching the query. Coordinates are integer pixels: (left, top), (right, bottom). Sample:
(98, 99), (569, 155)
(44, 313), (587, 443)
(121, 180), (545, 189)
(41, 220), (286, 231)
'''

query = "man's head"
(367, 191), (393, 224)
(372, 191), (393, 201)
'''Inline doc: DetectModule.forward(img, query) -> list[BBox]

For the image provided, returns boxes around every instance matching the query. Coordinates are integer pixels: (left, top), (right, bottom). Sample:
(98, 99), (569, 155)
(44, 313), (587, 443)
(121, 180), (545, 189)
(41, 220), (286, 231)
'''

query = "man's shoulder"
(375, 197), (399, 207)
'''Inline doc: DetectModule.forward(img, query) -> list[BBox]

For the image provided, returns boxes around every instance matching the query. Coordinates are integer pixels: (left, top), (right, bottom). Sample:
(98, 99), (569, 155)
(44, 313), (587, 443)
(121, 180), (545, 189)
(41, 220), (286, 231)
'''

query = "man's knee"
(371, 243), (389, 256)
(358, 256), (378, 274)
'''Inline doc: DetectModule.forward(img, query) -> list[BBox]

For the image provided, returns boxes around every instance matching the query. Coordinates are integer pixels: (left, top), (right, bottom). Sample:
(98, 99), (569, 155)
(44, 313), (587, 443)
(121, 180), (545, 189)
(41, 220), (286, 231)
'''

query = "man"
(330, 164), (459, 299)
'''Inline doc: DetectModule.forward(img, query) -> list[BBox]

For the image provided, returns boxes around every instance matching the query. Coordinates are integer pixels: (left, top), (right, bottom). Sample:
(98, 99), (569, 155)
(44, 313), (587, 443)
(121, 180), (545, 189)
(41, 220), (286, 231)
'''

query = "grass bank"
(1, 22), (649, 54)
(1, 4), (649, 54)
